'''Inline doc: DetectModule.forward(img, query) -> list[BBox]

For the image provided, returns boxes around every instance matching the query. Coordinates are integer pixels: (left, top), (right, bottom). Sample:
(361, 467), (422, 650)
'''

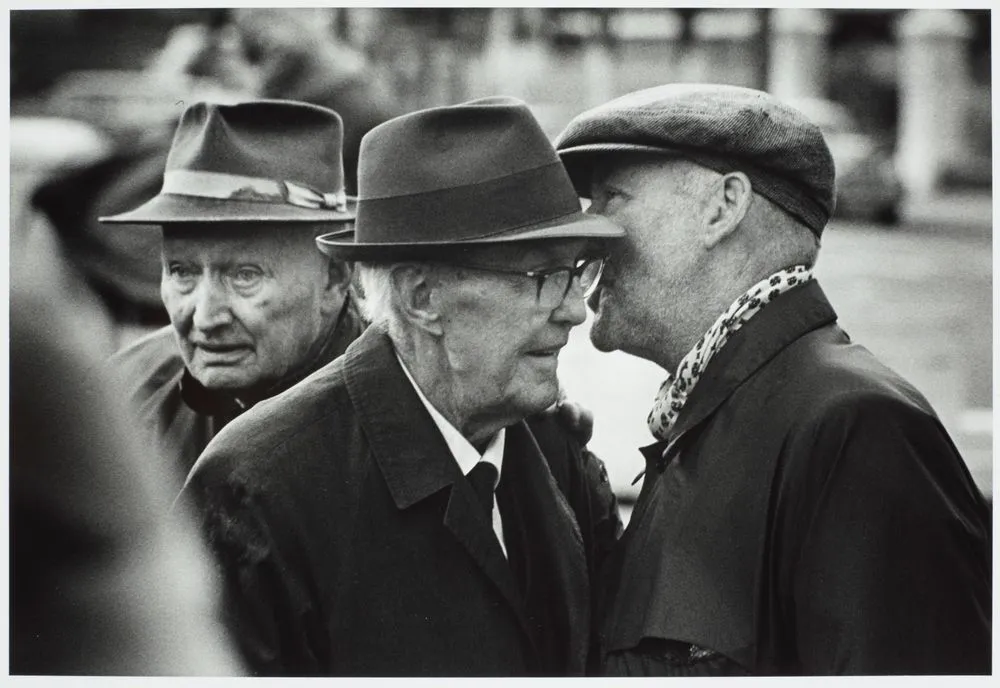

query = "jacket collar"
(641, 279), (839, 466)
(342, 324), (462, 509)
(180, 294), (363, 416)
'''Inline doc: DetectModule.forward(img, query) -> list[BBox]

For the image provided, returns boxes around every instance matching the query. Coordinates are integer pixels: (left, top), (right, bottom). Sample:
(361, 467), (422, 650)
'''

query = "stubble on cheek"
(583, 280), (613, 351)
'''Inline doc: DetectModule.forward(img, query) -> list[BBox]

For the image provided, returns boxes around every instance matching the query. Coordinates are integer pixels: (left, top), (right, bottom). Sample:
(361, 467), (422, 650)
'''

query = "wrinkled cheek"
(453, 341), (499, 380)
(257, 313), (312, 378)
(160, 286), (191, 330)
(450, 342), (507, 399)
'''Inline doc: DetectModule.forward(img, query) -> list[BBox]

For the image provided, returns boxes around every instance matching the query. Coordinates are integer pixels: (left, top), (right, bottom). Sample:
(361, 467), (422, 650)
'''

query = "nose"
(191, 278), (234, 332)
(551, 279), (587, 327)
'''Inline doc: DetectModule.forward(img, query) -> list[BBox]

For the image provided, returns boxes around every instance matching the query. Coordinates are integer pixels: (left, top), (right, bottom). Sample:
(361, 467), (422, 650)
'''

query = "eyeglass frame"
(439, 256), (606, 307)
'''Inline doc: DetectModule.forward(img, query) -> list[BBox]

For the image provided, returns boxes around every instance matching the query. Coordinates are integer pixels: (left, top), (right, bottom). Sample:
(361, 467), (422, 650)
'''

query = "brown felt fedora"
(315, 96), (623, 261)
(100, 99), (355, 225)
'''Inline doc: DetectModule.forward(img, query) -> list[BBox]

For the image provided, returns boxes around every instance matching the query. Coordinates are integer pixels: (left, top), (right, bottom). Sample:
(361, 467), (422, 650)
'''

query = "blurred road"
(558, 216), (993, 500)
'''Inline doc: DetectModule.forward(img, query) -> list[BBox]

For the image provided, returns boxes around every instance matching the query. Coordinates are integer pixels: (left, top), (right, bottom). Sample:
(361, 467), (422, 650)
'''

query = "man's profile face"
(434, 239), (590, 422)
(160, 224), (341, 394)
(585, 155), (708, 360)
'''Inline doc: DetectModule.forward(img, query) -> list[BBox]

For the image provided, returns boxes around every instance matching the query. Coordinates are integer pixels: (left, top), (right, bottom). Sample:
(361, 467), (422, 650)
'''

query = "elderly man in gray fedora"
(103, 100), (364, 487)
(553, 83), (992, 676)
(178, 96), (624, 676)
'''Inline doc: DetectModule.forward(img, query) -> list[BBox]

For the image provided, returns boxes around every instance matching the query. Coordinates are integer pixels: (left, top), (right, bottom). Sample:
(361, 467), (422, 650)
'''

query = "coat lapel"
(647, 280), (839, 464)
(342, 326), (532, 639)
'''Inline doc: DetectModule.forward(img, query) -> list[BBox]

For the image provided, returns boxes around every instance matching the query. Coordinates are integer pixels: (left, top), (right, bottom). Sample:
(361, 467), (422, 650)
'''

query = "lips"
(525, 341), (567, 358)
(191, 342), (253, 364)
(194, 342), (251, 353)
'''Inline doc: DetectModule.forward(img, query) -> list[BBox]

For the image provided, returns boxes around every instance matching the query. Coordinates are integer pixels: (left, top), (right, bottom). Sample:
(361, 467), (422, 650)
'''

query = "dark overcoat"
(601, 280), (991, 676)
(179, 324), (621, 676)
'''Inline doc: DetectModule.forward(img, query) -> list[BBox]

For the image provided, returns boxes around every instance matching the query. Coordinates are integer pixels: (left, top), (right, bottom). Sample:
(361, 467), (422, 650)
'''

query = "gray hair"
(354, 262), (398, 327)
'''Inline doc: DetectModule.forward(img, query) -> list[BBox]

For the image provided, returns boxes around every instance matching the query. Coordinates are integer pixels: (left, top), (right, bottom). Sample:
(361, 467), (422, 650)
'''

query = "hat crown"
(167, 100), (346, 193)
(316, 96), (625, 260)
(98, 99), (356, 225)
(585, 83), (830, 159)
(357, 96), (561, 200)
(556, 83), (836, 235)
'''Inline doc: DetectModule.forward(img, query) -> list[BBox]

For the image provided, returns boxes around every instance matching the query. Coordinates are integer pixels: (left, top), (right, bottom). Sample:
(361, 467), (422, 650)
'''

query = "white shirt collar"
(395, 352), (505, 481)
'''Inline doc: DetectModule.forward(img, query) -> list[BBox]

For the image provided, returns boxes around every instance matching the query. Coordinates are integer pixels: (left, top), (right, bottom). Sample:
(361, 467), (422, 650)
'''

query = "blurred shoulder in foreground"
(10, 240), (242, 676)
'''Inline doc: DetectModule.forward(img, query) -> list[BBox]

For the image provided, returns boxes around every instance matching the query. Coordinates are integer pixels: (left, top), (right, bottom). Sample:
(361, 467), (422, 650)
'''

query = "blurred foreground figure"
(102, 100), (362, 488)
(179, 98), (624, 675)
(10, 233), (241, 675)
(555, 83), (991, 676)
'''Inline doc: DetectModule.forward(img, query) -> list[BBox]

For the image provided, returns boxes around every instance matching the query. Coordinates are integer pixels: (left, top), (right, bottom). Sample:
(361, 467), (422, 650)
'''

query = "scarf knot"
(647, 265), (813, 442)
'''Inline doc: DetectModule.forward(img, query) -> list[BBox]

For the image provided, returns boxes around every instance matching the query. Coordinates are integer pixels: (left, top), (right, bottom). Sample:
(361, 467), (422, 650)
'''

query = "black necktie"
(466, 461), (499, 517)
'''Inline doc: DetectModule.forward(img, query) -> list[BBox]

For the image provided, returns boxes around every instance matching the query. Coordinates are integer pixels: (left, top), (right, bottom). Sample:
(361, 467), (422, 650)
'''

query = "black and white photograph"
(8, 5), (994, 678)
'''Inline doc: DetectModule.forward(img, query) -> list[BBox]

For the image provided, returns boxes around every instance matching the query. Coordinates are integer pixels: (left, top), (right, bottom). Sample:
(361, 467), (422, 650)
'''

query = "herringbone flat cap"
(555, 83), (837, 236)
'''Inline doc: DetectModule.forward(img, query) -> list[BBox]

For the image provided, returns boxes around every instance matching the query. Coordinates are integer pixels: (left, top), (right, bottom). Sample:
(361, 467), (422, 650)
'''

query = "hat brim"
(558, 142), (684, 197)
(99, 193), (357, 225)
(316, 210), (624, 262)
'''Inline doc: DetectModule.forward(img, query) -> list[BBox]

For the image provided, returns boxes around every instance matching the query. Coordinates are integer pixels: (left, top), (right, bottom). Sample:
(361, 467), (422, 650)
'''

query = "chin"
(511, 382), (560, 418)
(190, 368), (257, 392)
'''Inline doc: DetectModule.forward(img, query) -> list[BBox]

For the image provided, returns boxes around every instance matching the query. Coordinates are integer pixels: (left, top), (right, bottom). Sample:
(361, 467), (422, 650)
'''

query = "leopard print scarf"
(647, 265), (814, 441)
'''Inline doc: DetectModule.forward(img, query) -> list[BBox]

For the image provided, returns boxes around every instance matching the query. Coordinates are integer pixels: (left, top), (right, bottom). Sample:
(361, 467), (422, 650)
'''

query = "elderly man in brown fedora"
(178, 97), (625, 676)
(103, 100), (364, 487)
(554, 83), (991, 676)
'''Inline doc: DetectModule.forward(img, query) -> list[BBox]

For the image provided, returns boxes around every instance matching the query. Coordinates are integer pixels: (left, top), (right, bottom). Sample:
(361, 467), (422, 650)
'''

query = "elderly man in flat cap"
(554, 83), (991, 676)
(178, 97), (624, 676)
(103, 100), (363, 487)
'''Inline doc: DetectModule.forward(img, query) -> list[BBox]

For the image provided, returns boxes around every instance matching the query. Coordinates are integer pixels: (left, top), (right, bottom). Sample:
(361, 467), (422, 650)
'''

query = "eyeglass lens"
(538, 258), (604, 307)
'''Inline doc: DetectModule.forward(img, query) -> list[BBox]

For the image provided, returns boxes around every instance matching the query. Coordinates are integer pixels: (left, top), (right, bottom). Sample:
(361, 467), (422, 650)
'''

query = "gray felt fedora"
(100, 99), (356, 225)
(316, 96), (623, 261)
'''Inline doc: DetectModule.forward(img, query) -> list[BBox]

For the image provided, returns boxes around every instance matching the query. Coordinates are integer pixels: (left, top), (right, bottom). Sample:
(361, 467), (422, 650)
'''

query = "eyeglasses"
(445, 257), (605, 309)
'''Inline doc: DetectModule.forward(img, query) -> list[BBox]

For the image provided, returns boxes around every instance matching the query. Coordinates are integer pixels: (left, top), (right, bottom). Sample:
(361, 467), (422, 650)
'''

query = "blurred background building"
(10, 7), (992, 506)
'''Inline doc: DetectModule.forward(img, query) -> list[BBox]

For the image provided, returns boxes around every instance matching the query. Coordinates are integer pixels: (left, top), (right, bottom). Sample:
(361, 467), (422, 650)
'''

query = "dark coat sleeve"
(526, 413), (625, 673)
(180, 458), (328, 676)
(526, 413), (624, 568)
(786, 395), (992, 675)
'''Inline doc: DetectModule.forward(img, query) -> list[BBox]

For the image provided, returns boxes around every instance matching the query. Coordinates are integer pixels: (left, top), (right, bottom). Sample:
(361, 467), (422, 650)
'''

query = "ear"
(702, 172), (753, 249)
(319, 257), (353, 317)
(390, 264), (444, 337)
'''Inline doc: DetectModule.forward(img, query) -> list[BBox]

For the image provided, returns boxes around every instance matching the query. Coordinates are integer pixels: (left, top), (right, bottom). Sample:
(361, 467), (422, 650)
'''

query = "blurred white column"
(341, 8), (383, 50)
(476, 8), (544, 98)
(558, 10), (614, 107)
(608, 10), (684, 96)
(896, 9), (973, 197)
(768, 9), (831, 100)
(689, 9), (762, 88)
(478, 8), (517, 95)
(582, 31), (615, 108)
